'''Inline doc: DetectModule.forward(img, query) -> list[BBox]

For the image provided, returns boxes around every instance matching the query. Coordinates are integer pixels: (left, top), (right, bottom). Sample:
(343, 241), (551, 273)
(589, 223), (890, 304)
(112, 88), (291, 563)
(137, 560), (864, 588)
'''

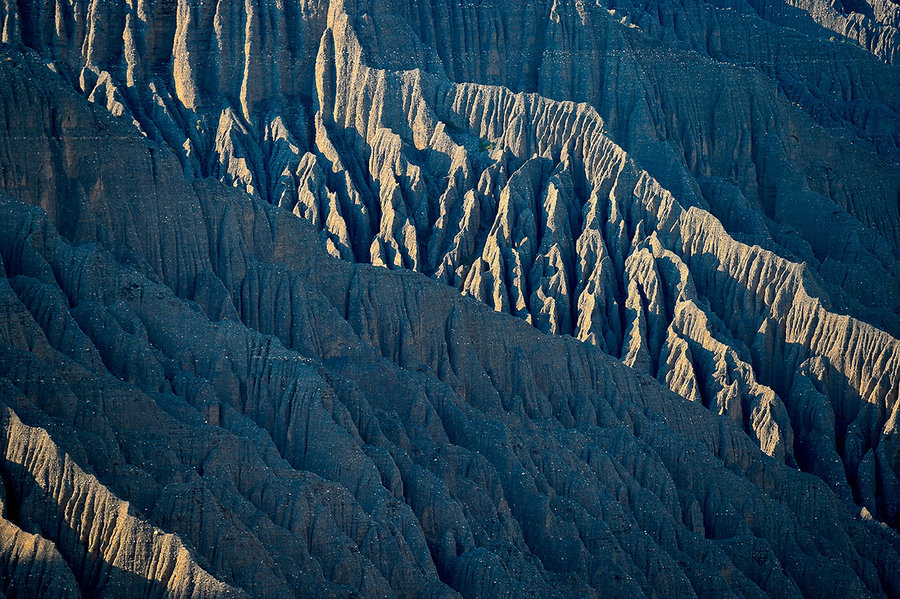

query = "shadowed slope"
(1, 2), (898, 521)
(0, 45), (897, 598)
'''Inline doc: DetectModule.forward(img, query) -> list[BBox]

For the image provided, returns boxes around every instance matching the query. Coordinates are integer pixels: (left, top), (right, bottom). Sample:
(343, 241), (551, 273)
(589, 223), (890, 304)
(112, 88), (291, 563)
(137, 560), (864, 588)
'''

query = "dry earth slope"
(0, 0), (898, 597)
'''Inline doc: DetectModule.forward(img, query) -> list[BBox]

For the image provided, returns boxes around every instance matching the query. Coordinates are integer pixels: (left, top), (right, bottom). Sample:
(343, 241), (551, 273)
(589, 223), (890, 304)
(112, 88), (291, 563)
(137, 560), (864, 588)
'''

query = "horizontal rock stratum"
(0, 0), (898, 597)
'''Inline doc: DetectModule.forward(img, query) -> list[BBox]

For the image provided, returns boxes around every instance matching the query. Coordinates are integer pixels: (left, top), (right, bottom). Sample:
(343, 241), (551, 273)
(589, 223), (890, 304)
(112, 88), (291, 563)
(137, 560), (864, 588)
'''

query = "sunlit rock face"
(0, 1), (898, 597)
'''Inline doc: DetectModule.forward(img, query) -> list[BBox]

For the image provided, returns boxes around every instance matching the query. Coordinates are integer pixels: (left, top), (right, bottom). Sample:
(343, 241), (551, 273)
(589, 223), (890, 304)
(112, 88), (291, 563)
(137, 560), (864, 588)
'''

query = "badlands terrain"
(0, 0), (899, 597)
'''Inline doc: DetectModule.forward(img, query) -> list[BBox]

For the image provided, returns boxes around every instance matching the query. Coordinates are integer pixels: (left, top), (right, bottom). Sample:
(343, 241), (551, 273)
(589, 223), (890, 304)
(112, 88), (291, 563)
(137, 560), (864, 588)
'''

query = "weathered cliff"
(0, 0), (898, 596)
(0, 43), (898, 597)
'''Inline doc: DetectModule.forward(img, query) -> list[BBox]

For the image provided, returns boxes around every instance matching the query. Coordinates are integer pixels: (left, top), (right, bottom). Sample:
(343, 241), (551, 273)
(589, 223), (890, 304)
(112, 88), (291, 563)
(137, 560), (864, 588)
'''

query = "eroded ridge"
(0, 44), (897, 598)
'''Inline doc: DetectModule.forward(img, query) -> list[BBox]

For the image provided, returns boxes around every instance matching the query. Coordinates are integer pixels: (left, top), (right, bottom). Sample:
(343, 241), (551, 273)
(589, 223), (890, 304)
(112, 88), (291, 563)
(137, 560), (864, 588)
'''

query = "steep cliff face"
(0, 47), (899, 598)
(0, 0), (898, 596)
(5, 0), (896, 525)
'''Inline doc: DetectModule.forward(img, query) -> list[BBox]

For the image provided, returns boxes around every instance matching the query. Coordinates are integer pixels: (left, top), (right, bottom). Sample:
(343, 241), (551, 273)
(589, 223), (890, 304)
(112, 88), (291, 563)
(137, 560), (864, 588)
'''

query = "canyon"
(0, 0), (898, 597)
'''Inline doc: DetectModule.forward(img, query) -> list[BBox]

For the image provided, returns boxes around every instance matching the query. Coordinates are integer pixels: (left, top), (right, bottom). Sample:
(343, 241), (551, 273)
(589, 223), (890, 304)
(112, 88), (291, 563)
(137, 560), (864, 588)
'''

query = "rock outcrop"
(0, 0), (898, 597)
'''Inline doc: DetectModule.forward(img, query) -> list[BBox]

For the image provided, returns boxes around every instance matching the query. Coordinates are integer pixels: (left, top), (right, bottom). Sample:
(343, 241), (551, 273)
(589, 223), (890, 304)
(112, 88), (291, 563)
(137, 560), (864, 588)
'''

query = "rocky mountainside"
(0, 0), (898, 597)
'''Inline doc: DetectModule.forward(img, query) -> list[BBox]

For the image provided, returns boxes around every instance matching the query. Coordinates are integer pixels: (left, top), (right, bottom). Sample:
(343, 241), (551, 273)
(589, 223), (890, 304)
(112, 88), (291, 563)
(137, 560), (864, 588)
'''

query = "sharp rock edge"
(0, 0), (897, 597)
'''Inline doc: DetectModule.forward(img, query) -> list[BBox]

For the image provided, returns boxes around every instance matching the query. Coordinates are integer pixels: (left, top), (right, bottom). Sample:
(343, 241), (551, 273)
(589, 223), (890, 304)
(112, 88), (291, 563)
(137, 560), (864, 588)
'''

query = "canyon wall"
(0, 0), (898, 596)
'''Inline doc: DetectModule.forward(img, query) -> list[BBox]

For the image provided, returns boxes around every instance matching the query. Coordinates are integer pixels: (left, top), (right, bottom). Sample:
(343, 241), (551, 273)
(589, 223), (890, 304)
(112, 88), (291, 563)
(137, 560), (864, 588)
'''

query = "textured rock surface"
(0, 0), (898, 597)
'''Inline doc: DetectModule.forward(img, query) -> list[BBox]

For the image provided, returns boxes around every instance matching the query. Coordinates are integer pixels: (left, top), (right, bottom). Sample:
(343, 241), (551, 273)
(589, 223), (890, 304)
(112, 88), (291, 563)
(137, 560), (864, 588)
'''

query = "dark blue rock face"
(0, 1), (898, 597)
